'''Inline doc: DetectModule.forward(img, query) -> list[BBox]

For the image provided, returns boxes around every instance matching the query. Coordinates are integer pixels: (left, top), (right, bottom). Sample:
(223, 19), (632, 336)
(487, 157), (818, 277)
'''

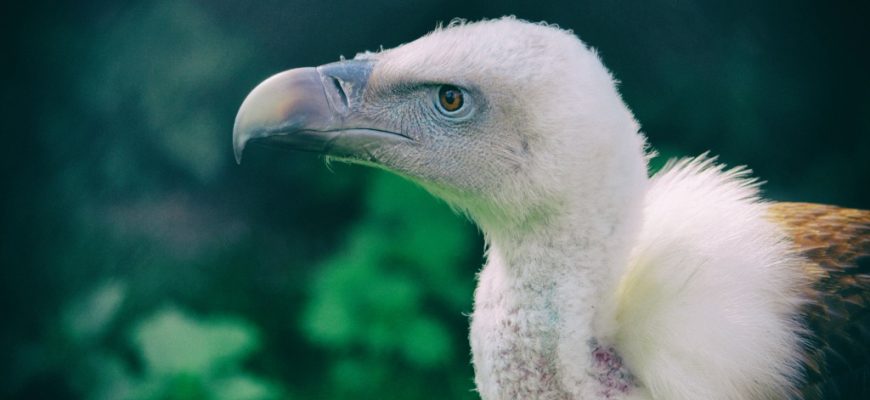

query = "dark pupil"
(444, 90), (456, 104)
(440, 86), (462, 110)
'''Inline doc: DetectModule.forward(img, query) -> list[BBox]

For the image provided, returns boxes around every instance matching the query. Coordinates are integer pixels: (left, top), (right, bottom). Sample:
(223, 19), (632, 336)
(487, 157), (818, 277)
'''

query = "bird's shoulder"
(768, 202), (870, 269)
(767, 202), (870, 399)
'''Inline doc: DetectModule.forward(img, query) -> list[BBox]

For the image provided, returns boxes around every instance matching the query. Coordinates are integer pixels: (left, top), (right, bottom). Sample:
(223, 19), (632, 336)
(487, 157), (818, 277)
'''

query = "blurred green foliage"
(301, 173), (476, 399)
(66, 291), (281, 400)
(3, 0), (868, 399)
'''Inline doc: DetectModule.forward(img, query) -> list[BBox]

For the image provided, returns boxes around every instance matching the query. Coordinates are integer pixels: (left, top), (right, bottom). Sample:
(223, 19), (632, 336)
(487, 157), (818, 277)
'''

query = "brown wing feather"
(768, 202), (870, 399)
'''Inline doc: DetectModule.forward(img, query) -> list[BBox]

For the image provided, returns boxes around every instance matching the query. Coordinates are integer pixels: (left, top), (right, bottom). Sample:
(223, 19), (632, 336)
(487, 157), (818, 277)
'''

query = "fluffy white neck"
(469, 146), (648, 399)
(485, 206), (631, 332)
(471, 208), (641, 399)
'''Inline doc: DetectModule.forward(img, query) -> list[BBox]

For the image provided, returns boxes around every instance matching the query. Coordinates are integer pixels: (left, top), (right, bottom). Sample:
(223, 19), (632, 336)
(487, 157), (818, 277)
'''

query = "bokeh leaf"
(64, 281), (126, 344)
(132, 308), (259, 375)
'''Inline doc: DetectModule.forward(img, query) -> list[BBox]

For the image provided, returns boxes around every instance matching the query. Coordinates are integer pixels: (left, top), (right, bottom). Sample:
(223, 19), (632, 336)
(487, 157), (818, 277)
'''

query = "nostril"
(330, 76), (349, 109)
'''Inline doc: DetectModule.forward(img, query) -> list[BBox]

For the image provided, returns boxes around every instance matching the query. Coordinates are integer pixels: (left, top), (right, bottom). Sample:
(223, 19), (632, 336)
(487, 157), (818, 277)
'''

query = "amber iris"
(438, 85), (464, 112)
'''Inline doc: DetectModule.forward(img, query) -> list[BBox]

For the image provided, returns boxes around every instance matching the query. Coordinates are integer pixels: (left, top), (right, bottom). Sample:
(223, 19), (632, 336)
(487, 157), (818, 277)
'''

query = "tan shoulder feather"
(768, 202), (870, 399)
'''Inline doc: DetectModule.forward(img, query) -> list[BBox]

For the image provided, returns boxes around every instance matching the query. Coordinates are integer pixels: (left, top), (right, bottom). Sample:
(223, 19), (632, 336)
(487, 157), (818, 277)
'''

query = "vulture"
(233, 17), (870, 400)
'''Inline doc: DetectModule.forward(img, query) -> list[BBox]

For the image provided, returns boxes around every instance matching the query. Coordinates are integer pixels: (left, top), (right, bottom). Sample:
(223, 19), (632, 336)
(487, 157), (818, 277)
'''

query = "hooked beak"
(233, 60), (412, 164)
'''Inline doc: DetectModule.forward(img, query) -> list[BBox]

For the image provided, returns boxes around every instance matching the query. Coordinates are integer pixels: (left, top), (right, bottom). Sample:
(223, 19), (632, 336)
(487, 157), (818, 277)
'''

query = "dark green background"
(3, 1), (868, 399)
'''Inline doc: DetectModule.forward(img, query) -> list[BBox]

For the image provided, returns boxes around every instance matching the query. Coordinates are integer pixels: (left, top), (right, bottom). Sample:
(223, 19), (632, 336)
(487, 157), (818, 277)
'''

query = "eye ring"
(436, 85), (465, 115)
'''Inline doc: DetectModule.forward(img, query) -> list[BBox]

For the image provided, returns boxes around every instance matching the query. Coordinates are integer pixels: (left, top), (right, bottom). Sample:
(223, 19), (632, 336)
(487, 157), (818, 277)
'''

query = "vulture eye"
(436, 85), (465, 115)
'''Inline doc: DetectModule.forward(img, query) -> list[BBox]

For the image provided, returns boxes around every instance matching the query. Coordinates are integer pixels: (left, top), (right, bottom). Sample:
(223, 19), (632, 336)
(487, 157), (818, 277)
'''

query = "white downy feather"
(614, 157), (809, 400)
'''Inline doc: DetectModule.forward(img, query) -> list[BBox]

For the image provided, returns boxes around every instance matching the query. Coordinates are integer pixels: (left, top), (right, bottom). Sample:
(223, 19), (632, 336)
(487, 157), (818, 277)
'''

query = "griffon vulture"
(233, 17), (869, 400)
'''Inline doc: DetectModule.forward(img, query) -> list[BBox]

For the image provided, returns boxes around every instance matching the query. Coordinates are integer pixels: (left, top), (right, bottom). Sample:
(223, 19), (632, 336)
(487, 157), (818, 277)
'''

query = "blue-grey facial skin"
(352, 73), (496, 183)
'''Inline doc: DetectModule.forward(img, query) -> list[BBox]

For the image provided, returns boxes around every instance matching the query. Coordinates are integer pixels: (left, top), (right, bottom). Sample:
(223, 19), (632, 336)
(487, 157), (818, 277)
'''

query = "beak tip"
(233, 130), (246, 165)
(232, 120), (247, 165)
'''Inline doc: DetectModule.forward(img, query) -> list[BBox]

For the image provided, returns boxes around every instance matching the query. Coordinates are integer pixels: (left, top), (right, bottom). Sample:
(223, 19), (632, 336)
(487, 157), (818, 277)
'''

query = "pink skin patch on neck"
(590, 339), (637, 398)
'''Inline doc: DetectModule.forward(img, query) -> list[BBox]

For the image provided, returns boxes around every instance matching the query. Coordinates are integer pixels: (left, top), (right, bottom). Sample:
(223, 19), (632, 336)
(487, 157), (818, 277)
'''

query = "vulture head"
(234, 17), (648, 241)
